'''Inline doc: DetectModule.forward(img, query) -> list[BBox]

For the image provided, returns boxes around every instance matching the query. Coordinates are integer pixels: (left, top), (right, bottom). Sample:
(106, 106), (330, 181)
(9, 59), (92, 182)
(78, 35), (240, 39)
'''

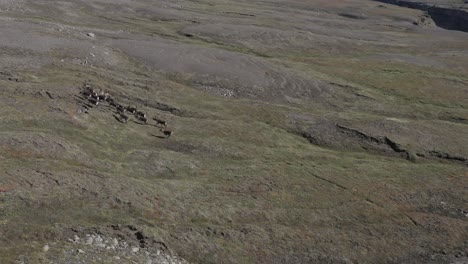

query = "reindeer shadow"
(151, 124), (166, 130)
(113, 114), (127, 123)
(131, 120), (147, 126)
(74, 94), (86, 101)
(149, 133), (166, 139)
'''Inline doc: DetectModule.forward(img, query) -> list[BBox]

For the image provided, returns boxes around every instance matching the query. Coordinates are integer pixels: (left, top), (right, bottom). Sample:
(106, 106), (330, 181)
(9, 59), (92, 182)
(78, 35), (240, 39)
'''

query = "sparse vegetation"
(0, 0), (467, 263)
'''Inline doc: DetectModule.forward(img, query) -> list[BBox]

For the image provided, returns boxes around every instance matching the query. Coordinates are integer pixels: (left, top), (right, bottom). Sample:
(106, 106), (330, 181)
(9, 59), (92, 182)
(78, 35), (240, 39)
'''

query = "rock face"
(429, 6), (468, 31)
(374, 0), (468, 32)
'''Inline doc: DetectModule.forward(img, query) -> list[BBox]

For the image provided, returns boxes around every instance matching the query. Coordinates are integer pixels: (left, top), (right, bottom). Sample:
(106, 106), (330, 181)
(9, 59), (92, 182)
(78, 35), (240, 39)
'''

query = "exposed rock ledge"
(374, 0), (468, 32)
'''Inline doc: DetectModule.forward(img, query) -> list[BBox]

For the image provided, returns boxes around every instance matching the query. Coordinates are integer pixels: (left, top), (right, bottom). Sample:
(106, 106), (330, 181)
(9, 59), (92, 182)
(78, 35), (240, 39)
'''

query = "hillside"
(0, 0), (467, 263)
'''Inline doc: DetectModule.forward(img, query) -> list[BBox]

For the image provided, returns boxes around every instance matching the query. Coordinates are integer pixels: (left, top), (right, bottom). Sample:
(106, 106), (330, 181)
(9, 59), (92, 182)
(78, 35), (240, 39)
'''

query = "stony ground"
(0, 0), (467, 263)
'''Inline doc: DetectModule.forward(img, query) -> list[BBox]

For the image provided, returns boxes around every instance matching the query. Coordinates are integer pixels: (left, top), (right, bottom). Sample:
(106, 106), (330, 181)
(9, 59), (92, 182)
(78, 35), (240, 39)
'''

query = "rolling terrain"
(0, 0), (467, 263)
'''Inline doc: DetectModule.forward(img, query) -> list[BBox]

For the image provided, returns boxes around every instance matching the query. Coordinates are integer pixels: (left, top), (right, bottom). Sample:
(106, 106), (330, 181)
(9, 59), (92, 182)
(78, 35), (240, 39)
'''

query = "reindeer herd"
(80, 84), (173, 138)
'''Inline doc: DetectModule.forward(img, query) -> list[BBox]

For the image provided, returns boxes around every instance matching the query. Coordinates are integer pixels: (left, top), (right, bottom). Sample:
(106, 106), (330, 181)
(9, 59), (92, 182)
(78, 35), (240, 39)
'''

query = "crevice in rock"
(295, 122), (414, 161)
(374, 0), (468, 32)
(428, 150), (467, 162)
(383, 137), (413, 161)
(406, 215), (418, 226)
(336, 125), (416, 160)
(336, 124), (383, 145)
(310, 173), (385, 208)
(222, 11), (256, 17)
(329, 82), (375, 100)
(310, 173), (348, 191)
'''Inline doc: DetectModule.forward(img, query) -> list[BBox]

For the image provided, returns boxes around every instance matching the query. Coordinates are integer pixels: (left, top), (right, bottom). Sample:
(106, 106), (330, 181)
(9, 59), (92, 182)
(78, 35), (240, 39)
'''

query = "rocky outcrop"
(375, 0), (468, 32)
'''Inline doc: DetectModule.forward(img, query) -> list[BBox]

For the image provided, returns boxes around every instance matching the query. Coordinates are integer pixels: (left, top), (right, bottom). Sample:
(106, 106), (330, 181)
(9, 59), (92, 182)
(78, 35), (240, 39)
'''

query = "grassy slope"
(0, 0), (467, 263)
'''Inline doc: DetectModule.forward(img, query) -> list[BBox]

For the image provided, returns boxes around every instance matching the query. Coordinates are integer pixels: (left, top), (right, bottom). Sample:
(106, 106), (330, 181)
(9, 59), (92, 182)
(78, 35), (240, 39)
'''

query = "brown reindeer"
(136, 115), (147, 124)
(161, 129), (173, 138)
(89, 98), (99, 106)
(126, 106), (137, 114)
(153, 117), (167, 127)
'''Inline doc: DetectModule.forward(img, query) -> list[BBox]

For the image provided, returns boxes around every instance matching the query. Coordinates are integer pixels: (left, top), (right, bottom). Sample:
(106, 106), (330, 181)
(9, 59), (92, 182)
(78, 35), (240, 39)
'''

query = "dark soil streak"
(336, 124), (383, 145)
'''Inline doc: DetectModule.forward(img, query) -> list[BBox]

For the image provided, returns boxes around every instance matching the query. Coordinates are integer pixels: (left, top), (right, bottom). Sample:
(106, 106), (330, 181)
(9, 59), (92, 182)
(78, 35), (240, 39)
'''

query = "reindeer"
(98, 92), (107, 101)
(116, 104), (125, 113)
(153, 117), (167, 127)
(161, 129), (173, 138)
(89, 92), (99, 101)
(82, 84), (93, 94)
(136, 115), (147, 124)
(82, 87), (93, 97)
(89, 98), (99, 106)
(126, 106), (137, 114)
(136, 111), (146, 118)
